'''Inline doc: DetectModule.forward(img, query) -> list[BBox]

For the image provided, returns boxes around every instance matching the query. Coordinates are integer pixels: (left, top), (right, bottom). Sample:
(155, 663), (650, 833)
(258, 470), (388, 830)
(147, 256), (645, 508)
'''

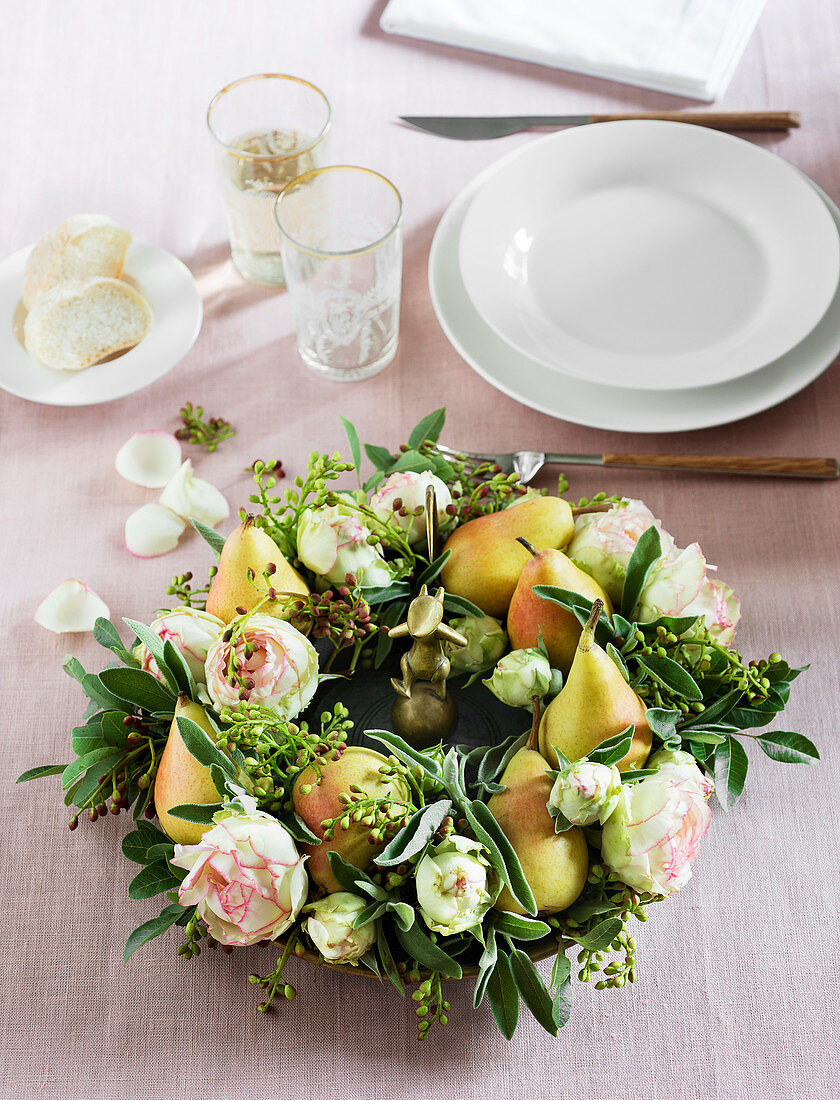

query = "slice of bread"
(23, 215), (132, 308)
(23, 277), (153, 371)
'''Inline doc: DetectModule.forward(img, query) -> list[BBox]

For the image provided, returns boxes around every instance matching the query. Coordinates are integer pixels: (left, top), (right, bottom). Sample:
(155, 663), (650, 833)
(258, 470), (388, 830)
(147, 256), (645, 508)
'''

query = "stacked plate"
(429, 121), (840, 432)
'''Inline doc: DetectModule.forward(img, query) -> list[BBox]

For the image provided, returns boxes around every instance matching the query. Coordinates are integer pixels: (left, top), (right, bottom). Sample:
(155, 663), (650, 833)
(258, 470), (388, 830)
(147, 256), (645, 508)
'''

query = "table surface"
(2, 2), (839, 1098)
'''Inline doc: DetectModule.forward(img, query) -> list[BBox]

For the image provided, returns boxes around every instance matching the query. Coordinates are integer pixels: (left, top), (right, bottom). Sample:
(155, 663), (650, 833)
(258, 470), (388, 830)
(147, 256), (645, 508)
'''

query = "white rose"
(172, 806), (308, 946)
(368, 470), (452, 545)
(133, 606), (225, 685)
(297, 504), (393, 588)
(204, 613), (318, 717)
(447, 614), (508, 673)
(548, 761), (623, 826)
(601, 764), (713, 897)
(484, 648), (553, 708)
(415, 835), (497, 935)
(304, 891), (377, 964)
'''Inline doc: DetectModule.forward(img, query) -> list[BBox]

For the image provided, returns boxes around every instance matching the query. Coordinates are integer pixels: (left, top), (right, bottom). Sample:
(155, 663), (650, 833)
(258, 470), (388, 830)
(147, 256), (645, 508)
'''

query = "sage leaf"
(376, 925), (405, 996)
(190, 518), (225, 558)
(442, 593), (485, 618)
(415, 549), (451, 588)
(510, 949), (558, 1036)
(588, 726), (634, 767)
(493, 913), (551, 941)
(473, 928), (498, 1009)
(487, 952), (519, 1040)
(463, 800), (537, 916)
(552, 977), (573, 1028)
(176, 716), (235, 779)
(61, 747), (122, 790)
(374, 800), (452, 867)
(367, 730), (442, 783)
(550, 951), (572, 989)
(167, 802), (222, 824)
(93, 618), (136, 665)
(394, 921), (462, 979)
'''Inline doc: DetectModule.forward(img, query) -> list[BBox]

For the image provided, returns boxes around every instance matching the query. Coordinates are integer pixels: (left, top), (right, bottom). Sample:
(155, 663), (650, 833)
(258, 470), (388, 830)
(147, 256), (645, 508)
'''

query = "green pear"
(507, 538), (613, 674)
(292, 746), (410, 894)
(205, 515), (309, 624)
(539, 599), (652, 772)
(440, 497), (575, 618)
(488, 702), (588, 914)
(154, 695), (223, 845)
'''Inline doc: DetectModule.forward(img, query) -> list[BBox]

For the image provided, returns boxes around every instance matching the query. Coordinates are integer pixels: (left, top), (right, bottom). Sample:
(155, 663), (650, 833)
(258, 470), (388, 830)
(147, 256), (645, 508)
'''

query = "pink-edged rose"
(567, 499), (678, 604)
(601, 753), (713, 897)
(204, 613), (318, 717)
(681, 575), (741, 645)
(368, 470), (452, 545)
(133, 607), (225, 684)
(296, 503), (393, 587)
(172, 804), (308, 946)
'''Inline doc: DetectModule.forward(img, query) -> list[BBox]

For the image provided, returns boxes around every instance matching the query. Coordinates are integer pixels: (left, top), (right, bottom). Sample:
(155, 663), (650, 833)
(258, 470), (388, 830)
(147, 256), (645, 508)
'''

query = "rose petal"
(159, 460), (229, 528)
(125, 503), (187, 558)
(115, 430), (183, 488)
(34, 579), (110, 634)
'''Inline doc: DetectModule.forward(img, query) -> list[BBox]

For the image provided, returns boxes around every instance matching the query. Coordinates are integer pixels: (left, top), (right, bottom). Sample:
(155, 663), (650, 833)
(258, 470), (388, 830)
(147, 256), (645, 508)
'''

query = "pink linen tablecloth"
(1, 3), (839, 1098)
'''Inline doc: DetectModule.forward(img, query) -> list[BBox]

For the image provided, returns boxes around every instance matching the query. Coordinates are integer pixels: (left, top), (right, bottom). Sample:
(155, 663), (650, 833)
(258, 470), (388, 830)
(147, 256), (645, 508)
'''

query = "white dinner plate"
(430, 169), (840, 433)
(0, 240), (203, 406)
(458, 122), (840, 391)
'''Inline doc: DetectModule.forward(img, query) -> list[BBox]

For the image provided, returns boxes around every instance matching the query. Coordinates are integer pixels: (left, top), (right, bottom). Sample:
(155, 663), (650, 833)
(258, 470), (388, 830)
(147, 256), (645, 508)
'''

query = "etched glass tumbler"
(206, 74), (331, 287)
(274, 166), (403, 380)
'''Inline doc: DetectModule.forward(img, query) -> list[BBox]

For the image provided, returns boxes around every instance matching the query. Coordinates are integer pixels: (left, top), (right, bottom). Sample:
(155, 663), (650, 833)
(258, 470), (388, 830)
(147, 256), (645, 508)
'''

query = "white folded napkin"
(379, 0), (766, 101)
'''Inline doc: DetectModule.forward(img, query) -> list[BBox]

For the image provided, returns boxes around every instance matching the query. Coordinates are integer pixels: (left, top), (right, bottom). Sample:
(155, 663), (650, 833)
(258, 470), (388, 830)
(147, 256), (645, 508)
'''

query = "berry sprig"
(175, 402), (236, 452)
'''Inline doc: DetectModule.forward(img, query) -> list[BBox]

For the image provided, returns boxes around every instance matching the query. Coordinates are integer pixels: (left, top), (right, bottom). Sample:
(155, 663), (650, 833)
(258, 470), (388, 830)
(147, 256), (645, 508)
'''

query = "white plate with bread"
(1, 216), (203, 405)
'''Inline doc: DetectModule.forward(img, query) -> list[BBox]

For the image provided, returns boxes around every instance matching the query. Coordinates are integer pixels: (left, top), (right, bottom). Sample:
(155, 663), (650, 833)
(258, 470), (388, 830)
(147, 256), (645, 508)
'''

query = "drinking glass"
(206, 74), (331, 287)
(274, 166), (403, 380)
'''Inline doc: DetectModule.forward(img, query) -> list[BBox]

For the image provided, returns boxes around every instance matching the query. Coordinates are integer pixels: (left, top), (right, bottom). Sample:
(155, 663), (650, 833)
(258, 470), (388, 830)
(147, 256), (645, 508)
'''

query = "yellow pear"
(440, 497), (574, 618)
(205, 515), (309, 624)
(292, 746), (410, 894)
(540, 599), (652, 772)
(154, 696), (224, 845)
(507, 537), (613, 674)
(488, 703), (588, 915)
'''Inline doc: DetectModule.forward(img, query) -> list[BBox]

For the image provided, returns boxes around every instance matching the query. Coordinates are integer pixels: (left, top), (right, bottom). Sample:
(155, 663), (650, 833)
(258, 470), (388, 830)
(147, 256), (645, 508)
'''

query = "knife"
(399, 110), (801, 140)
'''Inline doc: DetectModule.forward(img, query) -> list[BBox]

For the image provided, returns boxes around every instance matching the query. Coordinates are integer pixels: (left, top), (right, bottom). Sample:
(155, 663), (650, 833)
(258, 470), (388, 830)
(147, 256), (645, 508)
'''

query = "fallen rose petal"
(34, 580), (110, 633)
(159, 459), (229, 527)
(115, 430), (183, 488)
(125, 503), (187, 558)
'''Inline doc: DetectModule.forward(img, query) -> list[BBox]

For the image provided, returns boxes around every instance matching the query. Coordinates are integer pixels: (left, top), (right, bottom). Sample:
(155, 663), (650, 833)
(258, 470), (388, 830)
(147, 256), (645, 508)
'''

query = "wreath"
(20, 408), (816, 1041)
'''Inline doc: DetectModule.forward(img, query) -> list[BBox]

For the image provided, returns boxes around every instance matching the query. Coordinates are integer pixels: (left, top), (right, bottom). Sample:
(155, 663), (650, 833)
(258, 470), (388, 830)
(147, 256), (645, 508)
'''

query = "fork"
(434, 445), (839, 482)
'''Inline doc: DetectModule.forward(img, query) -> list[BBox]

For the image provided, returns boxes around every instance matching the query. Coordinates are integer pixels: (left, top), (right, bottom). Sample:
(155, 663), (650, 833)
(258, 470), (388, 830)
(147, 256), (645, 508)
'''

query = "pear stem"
(579, 598), (604, 654)
(571, 503), (613, 517)
(528, 696), (541, 751)
(516, 537), (538, 557)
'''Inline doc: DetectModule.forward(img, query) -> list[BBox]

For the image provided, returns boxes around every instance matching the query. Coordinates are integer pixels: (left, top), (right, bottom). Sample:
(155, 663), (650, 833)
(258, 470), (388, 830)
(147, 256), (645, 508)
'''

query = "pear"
(540, 599), (652, 772)
(440, 497), (574, 618)
(154, 695), (224, 845)
(205, 515), (309, 624)
(292, 746), (410, 894)
(507, 538), (613, 674)
(488, 701), (588, 914)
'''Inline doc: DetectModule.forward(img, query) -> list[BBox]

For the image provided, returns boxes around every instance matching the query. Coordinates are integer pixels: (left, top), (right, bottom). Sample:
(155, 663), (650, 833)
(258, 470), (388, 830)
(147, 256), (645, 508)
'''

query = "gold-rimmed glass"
(207, 74), (331, 287)
(274, 165), (403, 381)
